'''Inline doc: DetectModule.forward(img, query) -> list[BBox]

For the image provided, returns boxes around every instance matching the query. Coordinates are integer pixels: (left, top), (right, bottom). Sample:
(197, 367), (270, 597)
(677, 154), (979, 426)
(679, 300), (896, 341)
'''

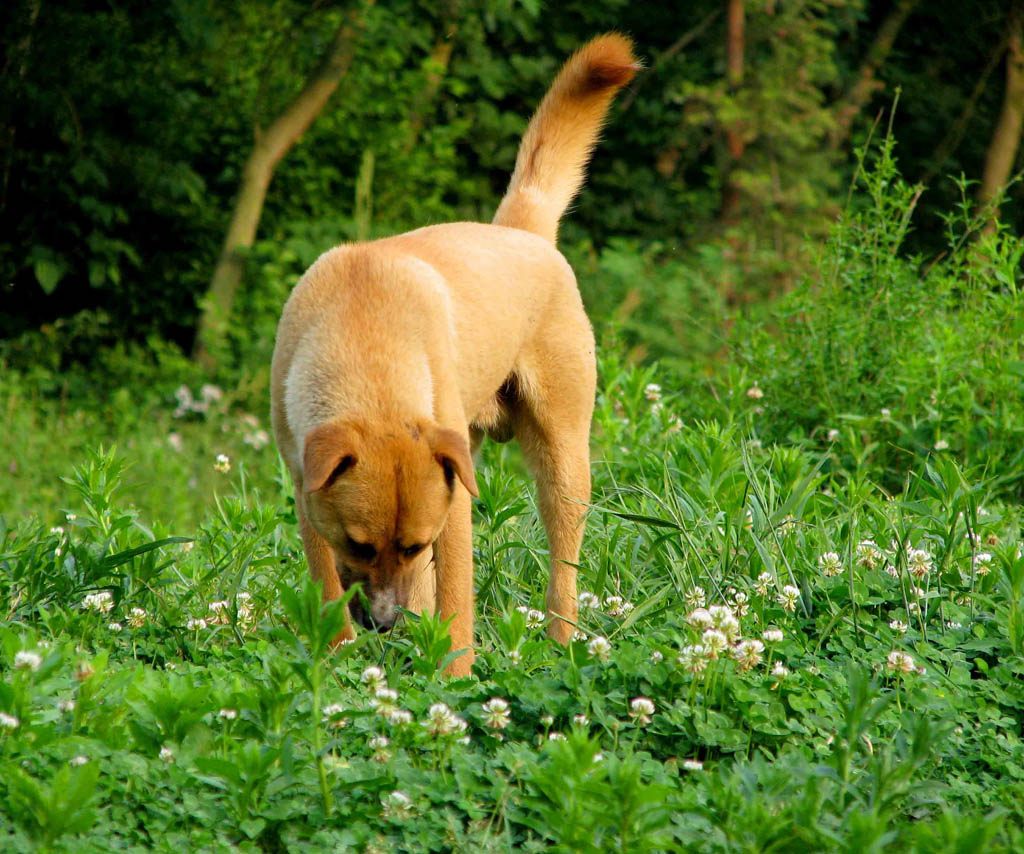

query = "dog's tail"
(492, 34), (639, 244)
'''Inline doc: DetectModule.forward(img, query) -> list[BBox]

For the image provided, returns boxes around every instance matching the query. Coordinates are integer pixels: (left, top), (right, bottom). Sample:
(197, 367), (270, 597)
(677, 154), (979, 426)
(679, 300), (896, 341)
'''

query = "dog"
(270, 34), (638, 677)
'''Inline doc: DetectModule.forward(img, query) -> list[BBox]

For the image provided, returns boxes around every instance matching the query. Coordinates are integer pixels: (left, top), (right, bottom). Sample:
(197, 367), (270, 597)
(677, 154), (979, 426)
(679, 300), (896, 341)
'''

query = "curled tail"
(492, 34), (639, 244)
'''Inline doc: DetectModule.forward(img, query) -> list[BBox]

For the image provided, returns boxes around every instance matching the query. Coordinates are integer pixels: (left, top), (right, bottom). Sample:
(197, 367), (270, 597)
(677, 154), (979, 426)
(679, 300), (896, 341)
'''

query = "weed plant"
(1, 146), (1023, 851)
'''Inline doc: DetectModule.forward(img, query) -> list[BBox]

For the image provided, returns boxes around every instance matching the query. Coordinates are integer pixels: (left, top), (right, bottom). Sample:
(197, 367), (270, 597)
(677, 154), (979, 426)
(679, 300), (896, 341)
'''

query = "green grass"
(1, 351), (1023, 851)
(2, 148), (1023, 850)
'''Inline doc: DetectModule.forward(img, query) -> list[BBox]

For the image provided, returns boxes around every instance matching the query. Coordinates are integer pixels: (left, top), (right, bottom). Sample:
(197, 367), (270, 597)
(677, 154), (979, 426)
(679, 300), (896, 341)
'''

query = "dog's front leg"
(434, 486), (475, 677)
(297, 500), (355, 646)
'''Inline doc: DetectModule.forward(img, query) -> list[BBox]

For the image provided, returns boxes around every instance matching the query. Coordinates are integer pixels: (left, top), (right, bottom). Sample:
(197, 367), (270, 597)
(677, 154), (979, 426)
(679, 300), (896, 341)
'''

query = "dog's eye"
(347, 537), (377, 562)
(401, 544), (426, 559)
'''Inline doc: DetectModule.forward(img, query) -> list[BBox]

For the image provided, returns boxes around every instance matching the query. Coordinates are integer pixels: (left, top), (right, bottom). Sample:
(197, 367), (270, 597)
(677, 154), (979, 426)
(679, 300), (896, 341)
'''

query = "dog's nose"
(349, 596), (396, 632)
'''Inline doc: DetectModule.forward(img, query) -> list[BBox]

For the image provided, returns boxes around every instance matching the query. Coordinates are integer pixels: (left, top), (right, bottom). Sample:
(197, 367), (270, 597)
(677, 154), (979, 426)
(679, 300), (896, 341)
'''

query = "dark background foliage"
(1, 0), (1018, 358)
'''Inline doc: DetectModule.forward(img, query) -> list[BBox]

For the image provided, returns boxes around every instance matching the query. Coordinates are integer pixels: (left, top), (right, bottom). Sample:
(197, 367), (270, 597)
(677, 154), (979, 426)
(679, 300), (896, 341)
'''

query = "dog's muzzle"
(345, 578), (397, 633)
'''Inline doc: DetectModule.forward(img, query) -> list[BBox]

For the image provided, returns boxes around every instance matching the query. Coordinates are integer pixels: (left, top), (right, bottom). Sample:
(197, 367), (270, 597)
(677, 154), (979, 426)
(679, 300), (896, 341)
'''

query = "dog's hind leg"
(513, 333), (596, 645)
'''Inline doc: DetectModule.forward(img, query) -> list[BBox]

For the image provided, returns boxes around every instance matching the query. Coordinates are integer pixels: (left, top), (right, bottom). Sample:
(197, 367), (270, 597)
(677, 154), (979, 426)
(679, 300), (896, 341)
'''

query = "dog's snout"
(347, 584), (398, 632)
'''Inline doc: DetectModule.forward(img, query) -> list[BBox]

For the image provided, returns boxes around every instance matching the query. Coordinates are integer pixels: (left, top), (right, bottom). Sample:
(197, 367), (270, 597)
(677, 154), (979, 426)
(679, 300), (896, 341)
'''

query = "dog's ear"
(428, 427), (478, 497)
(303, 422), (358, 493)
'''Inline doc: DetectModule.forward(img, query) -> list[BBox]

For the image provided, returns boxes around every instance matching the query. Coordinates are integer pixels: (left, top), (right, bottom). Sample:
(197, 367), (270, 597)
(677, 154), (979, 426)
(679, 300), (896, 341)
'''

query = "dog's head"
(301, 419), (477, 631)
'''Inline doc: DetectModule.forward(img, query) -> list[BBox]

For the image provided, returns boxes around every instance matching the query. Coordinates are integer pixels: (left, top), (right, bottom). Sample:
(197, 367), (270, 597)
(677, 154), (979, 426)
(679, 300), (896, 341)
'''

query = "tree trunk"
(720, 0), (745, 223)
(922, 34), (1009, 187)
(192, 1), (372, 367)
(829, 0), (921, 150)
(403, 2), (460, 153)
(978, 11), (1024, 237)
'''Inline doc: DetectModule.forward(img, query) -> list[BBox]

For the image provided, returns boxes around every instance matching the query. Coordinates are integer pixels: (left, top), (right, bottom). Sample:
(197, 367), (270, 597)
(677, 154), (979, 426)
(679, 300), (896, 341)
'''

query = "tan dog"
(270, 34), (638, 677)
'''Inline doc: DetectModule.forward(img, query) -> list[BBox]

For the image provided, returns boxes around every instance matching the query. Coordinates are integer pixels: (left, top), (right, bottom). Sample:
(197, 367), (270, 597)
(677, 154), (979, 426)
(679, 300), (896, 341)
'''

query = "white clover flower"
(50, 525), (65, 535)
(934, 439), (949, 451)
(818, 551), (843, 577)
(644, 383), (662, 402)
(880, 408), (891, 418)
(907, 549), (933, 579)
(381, 790), (413, 820)
(573, 713), (590, 726)
(827, 429), (840, 442)
(108, 622), (124, 633)
(385, 709), (412, 726)
(371, 688), (399, 718)
(683, 758), (704, 771)
(200, 383), (223, 404)
(911, 586), (926, 599)
(509, 649), (521, 665)
(482, 698), (510, 731)
(688, 608), (713, 630)
(571, 630), (588, 642)
(629, 697), (655, 725)
(185, 617), (208, 631)
(650, 650), (664, 664)
(603, 595), (626, 617)
(179, 541), (195, 554)
(208, 600), (230, 623)
(14, 650), (42, 672)
(732, 591), (750, 617)
(547, 731), (566, 742)
(587, 636), (612, 662)
(702, 629), (728, 658)
(889, 619), (909, 634)
(127, 608), (147, 628)
(422, 703), (466, 737)
(973, 553), (993, 576)
(0, 712), (19, 729)
(718, 614), (741, 641)
(778, 585), (800, 612)
(369, 734), (391, 762)
(360, 665), (386, 692)
(856, 540), (882, 569)
(82, 591), (114, 614)
(886, 651), (915, 675)
(677, 644), (708, 674)
(762, 628), (784, 644)
(770, 661), (789, 679)
(69, 754), (90, 767)
(322, 702), (348, 729)
(539, 714), (554, 727)
(243, 430), (270, 450)
(746, 383), (764, 400)
(685, 586), (707, 609)
(578, 591), (600, 609)
(525, 609), (546, 629)
(945, 621), (963, 630)
(159, 745), (174, 763)
(733, 639), (764, 671)
(708, 605), (735, 628)
(214, 454), (231, 473)
(58, 699), (76, 714)
(754, 572), (775, 596)
(218, 708), (238, 721)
